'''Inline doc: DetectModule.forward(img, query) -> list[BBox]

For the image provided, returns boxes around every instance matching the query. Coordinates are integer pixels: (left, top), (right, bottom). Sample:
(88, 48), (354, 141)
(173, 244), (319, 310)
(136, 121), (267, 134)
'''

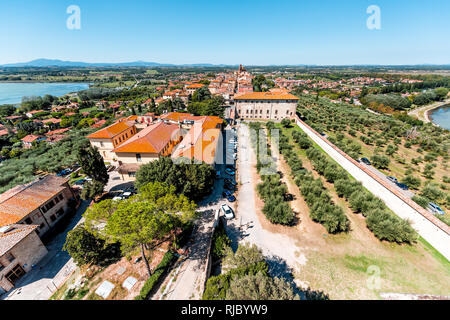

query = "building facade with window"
(87, 120), (138, 161)
(233, 92), (299, 121)
(0, 175), (77, 237)
(0, 224), (48, 293)
(114, 121), (183, 180)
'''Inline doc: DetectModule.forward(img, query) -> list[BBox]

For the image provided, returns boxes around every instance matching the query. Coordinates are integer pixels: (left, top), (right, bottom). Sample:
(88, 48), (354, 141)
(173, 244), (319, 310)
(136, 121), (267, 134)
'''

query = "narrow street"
(156, 127), (236, 300)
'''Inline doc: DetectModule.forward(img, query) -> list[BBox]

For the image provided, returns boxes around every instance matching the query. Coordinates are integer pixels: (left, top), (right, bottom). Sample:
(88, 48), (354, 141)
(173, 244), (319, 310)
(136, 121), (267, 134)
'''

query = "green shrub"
(134, 250), (176, 300)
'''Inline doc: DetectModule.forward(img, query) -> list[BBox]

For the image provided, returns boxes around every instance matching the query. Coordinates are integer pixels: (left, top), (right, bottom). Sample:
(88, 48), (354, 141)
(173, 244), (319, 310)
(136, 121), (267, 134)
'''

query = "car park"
(428, 202), (445, 215)
(221, 203), (234, 220)
(395, 182), (409, 190)
(360, 158), (371, 165)
(387, 176), (398, 183)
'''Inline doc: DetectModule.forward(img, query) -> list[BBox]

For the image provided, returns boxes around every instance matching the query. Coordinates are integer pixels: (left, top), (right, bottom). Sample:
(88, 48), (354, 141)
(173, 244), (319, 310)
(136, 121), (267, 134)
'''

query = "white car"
(221, 203), (234, 220)
(121, 192), (132, 199)
(112, 196), (123, 201)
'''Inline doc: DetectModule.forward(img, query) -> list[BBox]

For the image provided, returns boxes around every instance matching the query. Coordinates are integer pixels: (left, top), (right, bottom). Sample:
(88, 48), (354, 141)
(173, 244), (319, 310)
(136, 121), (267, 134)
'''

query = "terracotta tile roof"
(113, 122), (180, 154)
(90, 120), (107, 128)
(234, 92), (299, 100)
(0, 175), (69, 226)
(186, 83), (204, 89)
(45, 128), (71, 136)
(0, 224), (39, 256)
(172, 125), (221, 165)
(21, 135), (42, 143)
(160, 112), (194, 122)
(87, 121), (133, 139)
(42, 118), (62, 124)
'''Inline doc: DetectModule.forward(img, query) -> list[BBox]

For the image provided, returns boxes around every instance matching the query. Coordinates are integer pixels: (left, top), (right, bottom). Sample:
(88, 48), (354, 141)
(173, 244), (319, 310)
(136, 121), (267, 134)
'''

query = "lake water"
(0, 82), (91, 105)
(429, 105), (450, 131)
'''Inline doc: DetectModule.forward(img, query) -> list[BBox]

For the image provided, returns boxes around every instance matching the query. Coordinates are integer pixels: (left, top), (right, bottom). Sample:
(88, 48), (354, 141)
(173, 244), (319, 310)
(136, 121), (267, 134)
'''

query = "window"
(128, 171), (136, 177)
(275, 110), (278, 115)
(0, 262), (4, 272)
(59, 194), (63, 201)
(54, 196), (60, 204)
(24, 217), (32, 225)
(100, 142), (104, 147)
(56, 208), (64, 217)
(267, 110), (269, 114)
(50, 215), (57, 222)
(41, 206), (48, 214)
(5, 253), (15, 263)
(39, 223), (45, 229)
(136, 154), (142, 162)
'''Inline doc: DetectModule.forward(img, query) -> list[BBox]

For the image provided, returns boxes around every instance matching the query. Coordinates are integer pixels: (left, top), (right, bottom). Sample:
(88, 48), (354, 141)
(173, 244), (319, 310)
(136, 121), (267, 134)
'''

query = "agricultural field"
(297, 95), (450, 221)
(249, 121), (450, 299)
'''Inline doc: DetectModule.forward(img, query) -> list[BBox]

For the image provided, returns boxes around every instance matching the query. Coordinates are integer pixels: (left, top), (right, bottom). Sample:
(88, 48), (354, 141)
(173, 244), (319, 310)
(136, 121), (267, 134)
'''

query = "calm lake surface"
(429, 104), (450, 131)
(0, 82), (90, 105)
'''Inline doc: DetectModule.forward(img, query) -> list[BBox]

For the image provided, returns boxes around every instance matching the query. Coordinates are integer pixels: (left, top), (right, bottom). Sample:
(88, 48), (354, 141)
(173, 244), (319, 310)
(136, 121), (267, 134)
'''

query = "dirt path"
(408, 99), (450, 123)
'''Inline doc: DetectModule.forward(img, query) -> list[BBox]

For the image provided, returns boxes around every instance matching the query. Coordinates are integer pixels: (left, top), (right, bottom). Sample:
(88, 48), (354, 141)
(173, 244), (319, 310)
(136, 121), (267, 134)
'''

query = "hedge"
(134, 250), (177, 300)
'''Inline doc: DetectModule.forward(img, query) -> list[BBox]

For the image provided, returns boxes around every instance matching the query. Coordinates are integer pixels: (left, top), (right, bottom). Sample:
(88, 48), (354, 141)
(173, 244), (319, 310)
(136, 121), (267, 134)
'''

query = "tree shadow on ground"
(266, 255), (329, 300)
(222, 218), (251, 252)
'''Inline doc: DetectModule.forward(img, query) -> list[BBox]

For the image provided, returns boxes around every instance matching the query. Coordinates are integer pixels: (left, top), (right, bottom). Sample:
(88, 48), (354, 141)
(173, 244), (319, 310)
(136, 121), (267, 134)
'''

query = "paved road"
(1, 200), (89, 300)
(360, 162), (415, 199)
(295, 117), (450, 261)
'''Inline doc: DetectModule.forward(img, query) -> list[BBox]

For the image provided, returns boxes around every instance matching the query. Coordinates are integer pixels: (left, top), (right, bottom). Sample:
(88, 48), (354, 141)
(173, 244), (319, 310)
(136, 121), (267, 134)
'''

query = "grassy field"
(272, 124), (450, 299)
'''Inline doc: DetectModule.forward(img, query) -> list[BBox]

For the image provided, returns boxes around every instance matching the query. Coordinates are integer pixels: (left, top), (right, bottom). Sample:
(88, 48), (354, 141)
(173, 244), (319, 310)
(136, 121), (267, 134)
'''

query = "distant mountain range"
(0, 59), (236, 68)
(1, 59), (449, 68)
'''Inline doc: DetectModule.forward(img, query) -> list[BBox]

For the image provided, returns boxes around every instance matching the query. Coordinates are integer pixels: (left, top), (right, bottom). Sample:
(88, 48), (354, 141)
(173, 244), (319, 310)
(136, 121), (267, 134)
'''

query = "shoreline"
(408, 98), (450, 125)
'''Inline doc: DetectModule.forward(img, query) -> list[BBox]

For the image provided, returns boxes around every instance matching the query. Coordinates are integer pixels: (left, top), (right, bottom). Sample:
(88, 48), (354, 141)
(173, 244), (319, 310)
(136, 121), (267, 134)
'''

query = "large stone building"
(0, 224), (48, 293)
(233, 91), (299, 121)
(87, 119), (138, 161)
(114, 121), (183, 180)
(0, 175), (77, 237)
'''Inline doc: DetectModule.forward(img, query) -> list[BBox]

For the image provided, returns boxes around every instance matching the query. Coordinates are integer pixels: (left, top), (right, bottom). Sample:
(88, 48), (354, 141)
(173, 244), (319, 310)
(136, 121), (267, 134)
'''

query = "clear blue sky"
(0, 0), (449, 65)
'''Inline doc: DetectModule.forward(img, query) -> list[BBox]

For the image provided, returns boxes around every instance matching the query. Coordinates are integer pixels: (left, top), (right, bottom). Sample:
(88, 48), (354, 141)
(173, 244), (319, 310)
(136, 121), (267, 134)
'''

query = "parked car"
(387, 176), (398, 183)
(121, 192), (132, 199)
(74, 179), (86, 185)
(112, 196), (123, 201)
(223, 190), (232, 198)
(224, 182), (236, 191)
(224, 178), (237, 186)
(395, 182), (409, 190)
(227, 195), (236, 202)
(233, 153), (238, 160)
(221, 203), (234, 220)
(225, 168), (235, 176)
(428, 202), (445, 215)
(216, 171), (221, 179)
(360, 158), (371, 165)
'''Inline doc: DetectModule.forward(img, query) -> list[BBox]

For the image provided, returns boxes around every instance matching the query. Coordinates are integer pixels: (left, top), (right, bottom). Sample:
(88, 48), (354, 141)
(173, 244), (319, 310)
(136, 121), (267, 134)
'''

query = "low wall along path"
(294, 115), (450, 261)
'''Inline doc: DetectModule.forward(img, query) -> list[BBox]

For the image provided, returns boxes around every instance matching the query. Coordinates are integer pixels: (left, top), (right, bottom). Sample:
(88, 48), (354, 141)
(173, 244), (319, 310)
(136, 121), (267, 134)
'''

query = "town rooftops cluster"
(234, 91), (300, 100)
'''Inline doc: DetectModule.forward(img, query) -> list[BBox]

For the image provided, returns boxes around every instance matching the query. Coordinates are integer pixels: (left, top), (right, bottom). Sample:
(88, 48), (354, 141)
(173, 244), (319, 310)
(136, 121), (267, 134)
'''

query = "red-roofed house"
(21, 135), (45, 149)
(0, 224), (48, 292)
(87, 120), (137, 161)
(114, 122), (183, 180)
